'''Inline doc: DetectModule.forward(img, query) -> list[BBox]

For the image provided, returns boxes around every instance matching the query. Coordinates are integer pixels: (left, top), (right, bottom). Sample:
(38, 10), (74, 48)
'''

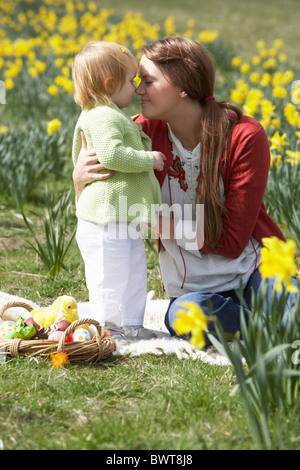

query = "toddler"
(72, 41), (165, 341)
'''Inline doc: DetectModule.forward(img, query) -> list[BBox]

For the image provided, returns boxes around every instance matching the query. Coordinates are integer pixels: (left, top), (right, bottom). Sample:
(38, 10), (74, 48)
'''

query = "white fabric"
(76, 218), (147, 327)
(158, 124), (261, 297)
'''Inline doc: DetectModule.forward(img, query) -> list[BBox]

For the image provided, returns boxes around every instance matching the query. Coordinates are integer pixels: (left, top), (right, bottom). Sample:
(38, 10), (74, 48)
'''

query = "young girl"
(72, 41), (165, 341)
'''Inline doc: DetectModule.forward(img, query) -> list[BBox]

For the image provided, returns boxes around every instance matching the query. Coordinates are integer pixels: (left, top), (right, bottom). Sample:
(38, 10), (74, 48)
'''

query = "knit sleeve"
(84, 107), (154, 173)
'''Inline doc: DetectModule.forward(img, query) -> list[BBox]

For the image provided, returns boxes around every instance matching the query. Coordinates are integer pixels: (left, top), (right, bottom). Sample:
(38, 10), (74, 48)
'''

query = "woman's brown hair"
(142, 36), (242, 250)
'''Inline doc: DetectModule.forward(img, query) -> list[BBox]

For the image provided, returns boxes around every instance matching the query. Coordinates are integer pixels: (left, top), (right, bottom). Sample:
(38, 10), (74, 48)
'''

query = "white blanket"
(0, 290), (229, 365)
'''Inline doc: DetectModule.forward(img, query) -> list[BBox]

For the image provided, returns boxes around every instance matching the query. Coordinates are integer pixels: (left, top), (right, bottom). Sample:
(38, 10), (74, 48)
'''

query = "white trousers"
(76, 218), (147, 327)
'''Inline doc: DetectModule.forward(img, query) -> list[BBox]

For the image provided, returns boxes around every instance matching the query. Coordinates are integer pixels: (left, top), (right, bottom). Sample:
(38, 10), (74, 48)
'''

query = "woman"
(73, 36), (287, 345)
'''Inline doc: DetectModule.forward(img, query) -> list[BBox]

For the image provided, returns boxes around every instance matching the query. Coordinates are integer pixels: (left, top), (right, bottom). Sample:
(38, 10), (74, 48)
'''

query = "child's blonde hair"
(72, 41), (137, 109)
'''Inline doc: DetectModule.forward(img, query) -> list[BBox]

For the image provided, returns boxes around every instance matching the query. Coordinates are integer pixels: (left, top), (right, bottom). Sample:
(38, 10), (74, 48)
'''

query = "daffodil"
(230, 89), (245, 104)
(270, 152), (281, 168)
(164, 17), (175, 36)
(0, 125), (9, 134)
(47, 118), (62, 136)
(240, 63), (251, 74)
(250, 72), (260, 84)
(198, 30), (219, 43)
(251, 55), (261, 66)
(4, 78), (14, 90)
(270, 117), (281, 130)
(269, 131), (289, 152)
(286, 150), (300, 165)
(278, 52), (287, 63)
(272, 71), (284, 86)
(273, 38), (284, 49)
(256, 39), (266, 50)
(260, 73), (271, 87)
(231, 56), (242, 67)
(283, 70), (294, 84)
(173, 301), (210, 349)
(284, 103), (300, 126)
(47, 84), (59, 96)
(262, 58), (277, 69)
(268, 47), (278, 57)
(259, 237), (298, 293)
(272, 85), (287, 99)
(291, 81), (300, 105)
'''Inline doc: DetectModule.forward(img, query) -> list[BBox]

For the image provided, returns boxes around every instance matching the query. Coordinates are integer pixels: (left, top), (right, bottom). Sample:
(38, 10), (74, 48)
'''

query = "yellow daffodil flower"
(251, 55), (261, 66)
(4, 78), (14, 90)
(259, 237), (298, 293)
(284, 103), (300, 126)
(240, 63), (251, 74)
(173, 302), (209, 349)
(278, 52), (287, 63)
(269, 131), (289, 152)
(272, 85), (288, 99)
(0, 125), (9, 135)
(270, 152), (282, 168)
(47, 84), (59, 96)
(231, 56), (242, 67)
(286, 150), (300, 165)
(47, 118), (62, 136)
(291, 81), (300, 105)
(198, 30), (219, 43)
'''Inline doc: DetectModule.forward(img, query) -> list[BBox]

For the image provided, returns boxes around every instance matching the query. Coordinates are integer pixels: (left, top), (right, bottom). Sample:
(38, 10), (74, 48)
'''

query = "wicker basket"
(0, 301), (116, 363)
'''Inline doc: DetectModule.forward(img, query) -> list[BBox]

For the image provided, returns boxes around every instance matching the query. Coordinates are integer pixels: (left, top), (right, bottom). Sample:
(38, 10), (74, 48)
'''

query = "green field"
(99, 0), (300, 66)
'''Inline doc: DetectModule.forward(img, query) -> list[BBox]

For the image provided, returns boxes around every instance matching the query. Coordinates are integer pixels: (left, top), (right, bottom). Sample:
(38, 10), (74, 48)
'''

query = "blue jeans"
(164, 269), (298, 346)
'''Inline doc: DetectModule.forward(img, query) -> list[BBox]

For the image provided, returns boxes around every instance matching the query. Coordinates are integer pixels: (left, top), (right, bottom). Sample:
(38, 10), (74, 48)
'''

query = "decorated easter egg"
(48, 330), (74, 343)
(57, 320), (71, 331)
(87, 324), (97, 338)
(25, 317), (48, 339)
(48, 330), (65, 342)
(73, 328), (91, 342)
(0, 321), (15, 338)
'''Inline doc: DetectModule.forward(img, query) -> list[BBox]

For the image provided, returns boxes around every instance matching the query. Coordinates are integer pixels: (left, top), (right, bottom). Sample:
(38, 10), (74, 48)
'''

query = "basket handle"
(57, 318), (103, 353)
(0, 301), (34, 321)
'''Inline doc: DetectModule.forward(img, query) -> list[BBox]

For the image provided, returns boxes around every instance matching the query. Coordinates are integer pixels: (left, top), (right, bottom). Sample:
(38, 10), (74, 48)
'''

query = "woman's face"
(135, 55), (183, 121)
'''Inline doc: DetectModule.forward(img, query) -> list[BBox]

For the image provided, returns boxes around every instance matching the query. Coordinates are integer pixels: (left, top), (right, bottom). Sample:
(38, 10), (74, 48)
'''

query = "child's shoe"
(123, 325), (157, 340)
(105, 322), (126, 341)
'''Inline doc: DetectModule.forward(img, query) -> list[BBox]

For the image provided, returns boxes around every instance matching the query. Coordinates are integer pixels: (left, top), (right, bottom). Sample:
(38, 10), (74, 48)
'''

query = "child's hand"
(152, 151), (166, 171)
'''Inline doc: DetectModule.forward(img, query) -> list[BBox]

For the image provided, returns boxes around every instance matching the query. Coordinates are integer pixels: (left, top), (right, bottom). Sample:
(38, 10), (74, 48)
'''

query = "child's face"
(111, 62), (137, 109)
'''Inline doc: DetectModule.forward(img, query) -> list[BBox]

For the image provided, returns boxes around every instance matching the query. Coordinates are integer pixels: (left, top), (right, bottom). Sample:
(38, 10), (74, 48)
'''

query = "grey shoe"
(123, 325), (157, 340)
(105, 322), (125, 341)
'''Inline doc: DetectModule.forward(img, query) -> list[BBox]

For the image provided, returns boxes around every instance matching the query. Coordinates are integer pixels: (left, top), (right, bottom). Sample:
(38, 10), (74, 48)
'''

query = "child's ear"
(104, 77), (115, 94)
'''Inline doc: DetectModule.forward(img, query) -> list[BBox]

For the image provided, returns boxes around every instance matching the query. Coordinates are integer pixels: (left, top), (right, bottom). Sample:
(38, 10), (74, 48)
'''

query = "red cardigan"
(133, 114), (285, 259)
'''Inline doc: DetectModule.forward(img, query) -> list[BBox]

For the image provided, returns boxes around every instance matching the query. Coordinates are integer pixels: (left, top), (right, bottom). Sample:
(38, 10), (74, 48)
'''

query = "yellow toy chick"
(31, 295), (78, 329)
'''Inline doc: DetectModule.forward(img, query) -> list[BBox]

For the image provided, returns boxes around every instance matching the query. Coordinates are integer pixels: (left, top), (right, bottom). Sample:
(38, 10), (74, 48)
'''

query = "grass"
(1, 355), (300, 450)
(0, 189), (165, 303)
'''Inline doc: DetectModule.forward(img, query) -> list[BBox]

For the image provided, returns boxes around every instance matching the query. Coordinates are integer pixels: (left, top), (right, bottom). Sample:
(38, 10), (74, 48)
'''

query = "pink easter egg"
(48, 330), (65, 341)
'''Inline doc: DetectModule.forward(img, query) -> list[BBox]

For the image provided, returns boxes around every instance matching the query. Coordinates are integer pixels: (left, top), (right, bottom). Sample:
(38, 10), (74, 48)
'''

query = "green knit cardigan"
(72, 103), (162, 225)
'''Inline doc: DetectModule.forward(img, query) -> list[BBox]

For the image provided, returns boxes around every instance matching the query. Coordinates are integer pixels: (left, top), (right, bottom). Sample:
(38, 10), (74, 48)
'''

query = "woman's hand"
(72, 131), (114, 199)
